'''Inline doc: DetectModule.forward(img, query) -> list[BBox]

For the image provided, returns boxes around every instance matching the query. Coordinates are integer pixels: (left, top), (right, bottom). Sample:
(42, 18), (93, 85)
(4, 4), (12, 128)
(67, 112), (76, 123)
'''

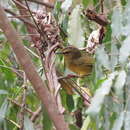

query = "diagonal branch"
(0, 5), (68, 130)
(25, 0), (54, 8)
(8, 98), (33, 114)
(4, 8), (35, 28)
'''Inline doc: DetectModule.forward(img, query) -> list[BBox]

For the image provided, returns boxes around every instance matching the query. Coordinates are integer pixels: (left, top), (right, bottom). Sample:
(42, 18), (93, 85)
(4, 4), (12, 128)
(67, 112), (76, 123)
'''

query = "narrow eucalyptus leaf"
(81, 116), (91, 130)
(112, 111), (124, 130)
(114, 70), (126, 96)
(96, 46), (110, 69)
(24, 116), (35, 130)
(66, 95), (74, 112)
(0, 99), (8, 123)
(86, 72), (117, 116)
(61, 0), (72, 12)
(110, 43), (118, 70)
(0, 90), (8, 95)
(67, 5), (85, 47)
(111, 7), (122, 38)
(122, 0), (130, 36)
(124, 111), (130, 130)
(119, 36), (130, 64)
(111, 1), (130, 37)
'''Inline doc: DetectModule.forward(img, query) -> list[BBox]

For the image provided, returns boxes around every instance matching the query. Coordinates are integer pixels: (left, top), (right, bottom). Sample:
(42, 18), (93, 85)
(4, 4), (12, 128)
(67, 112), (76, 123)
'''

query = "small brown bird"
(57, 46), (94, 76)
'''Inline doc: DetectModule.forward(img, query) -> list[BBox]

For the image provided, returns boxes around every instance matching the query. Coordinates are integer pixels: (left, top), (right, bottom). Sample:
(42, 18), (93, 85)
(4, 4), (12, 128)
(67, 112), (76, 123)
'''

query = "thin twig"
(8, 98), (42, 123)
(24, 0), (43, 35)
(58, 75), (81, 80)
(4, 8), (35, 28)
(8, 98), (33, 114)
(5, 117), (20, 128)
(24, 0), (47, 46)
(24, 45), (40, 58)
(83, 9), (109, 26)
(19, 74), (27, 130)
(12, 0), (28, 11)
(8, 14), (33, 18)
(0, 64), (24, 78)
(12, 0), (36, 14)
(100, 0), (104, 13)
(31, 106), (42, 122)
(74, 109), (83, 128)
(24, 0), (49, 87)
(26, 0), (54, 8)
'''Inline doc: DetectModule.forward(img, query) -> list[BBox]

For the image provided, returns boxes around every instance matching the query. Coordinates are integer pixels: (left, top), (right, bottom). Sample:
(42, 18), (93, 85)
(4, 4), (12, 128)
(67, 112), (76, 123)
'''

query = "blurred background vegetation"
(0, 0), (130, 130)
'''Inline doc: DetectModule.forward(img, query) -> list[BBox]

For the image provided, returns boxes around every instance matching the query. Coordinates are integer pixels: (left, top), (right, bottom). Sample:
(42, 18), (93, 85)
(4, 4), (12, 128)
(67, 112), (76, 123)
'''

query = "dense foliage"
(0, 0), (130, 130)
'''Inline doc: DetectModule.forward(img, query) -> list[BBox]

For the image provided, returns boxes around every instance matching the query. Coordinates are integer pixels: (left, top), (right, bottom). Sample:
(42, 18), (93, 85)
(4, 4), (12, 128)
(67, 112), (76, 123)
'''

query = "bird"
(57, 46), (94, 76)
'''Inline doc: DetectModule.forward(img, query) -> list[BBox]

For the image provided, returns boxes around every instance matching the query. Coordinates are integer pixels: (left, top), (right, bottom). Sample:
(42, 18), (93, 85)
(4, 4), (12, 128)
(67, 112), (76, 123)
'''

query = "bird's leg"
(67, 74), (80, 78)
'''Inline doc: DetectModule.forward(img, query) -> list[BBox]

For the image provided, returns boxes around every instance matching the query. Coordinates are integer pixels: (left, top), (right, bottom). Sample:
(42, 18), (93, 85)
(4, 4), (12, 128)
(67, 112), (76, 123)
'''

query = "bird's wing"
(72, 58), (92, 68)
(77, 55), (94, 66)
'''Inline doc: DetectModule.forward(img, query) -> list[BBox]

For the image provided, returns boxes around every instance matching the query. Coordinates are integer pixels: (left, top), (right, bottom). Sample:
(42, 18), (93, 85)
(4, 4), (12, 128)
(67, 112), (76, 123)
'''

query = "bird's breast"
(65, 59), (93, 76)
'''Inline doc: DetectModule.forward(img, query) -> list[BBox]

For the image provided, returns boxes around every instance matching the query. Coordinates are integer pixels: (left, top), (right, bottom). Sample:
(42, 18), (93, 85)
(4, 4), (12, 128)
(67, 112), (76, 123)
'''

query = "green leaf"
(0, 99), (8, 123)
(93, 0), (99, 5)
(0, 90), (8, 95)
(119, 36), (130, 64)
(53, 1), (62, 20)
(61, 0), (72, 12)
(0, 59), (15, 81)
(73, 95), (83, 110)
(69, 124), (79, 130)
(61, 15), (69, 34)
(66, 95), (74, 112)
(121, 0), (127, 5)
(103, 24), (112, 43)
(0, 43), (10, 59)
(86, 72), (117, 116)
(24, 116), (34, 130)
(112, 111), (124, 130)
(67, 5), (85, 47)
(82, 0), (90, 7)
(60, 89), (68, 110)
(11, 21), (18, 30)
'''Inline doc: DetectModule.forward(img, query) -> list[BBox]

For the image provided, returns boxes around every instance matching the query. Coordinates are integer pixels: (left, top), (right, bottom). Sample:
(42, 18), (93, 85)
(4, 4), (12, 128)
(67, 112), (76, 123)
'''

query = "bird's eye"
(63, 51), (70, 54)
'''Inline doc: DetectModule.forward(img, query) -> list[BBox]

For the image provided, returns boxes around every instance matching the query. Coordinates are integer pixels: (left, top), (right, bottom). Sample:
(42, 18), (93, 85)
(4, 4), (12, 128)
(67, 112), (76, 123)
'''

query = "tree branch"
(4, 8), (35, 28)
(31, 106), (42, 122)
(25, 0), (54, 8)
(0, 5), (68, 130)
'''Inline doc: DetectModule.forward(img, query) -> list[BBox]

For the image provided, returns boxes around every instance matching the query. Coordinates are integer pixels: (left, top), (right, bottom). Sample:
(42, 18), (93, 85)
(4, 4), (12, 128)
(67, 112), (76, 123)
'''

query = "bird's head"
(57, 46), (81, 60)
